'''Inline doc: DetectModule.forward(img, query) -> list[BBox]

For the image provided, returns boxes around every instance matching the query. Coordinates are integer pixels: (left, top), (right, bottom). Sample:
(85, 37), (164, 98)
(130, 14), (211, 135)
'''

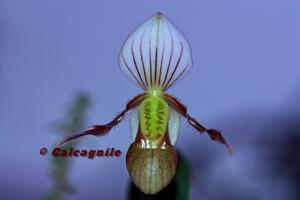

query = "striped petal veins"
(119, 13), (192, 91)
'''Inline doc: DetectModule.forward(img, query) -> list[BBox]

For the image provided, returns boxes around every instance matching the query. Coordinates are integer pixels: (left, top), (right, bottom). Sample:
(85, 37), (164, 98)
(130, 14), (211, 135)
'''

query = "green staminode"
(139, 90), (169, 140)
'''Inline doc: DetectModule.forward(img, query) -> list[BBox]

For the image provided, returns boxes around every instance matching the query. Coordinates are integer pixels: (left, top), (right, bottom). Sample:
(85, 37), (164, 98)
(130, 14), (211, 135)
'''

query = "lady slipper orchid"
(57, 12), (232, 195)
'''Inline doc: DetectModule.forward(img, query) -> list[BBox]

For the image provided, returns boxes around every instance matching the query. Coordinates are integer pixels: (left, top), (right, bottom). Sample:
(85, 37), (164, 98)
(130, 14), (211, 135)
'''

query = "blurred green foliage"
(174, 153), (190, 200)
(43, 92), (90, 200)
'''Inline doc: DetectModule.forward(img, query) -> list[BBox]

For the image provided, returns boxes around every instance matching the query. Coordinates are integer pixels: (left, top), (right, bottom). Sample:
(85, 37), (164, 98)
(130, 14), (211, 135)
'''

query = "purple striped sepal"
(119, 13), (193, 91)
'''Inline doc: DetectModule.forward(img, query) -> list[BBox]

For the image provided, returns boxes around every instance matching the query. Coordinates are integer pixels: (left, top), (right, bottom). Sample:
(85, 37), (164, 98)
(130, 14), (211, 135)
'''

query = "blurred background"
(1, 0), (299, 199)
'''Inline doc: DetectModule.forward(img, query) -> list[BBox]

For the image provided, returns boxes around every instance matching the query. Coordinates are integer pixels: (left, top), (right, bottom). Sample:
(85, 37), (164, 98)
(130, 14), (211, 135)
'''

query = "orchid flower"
(57, 12), (232, 195)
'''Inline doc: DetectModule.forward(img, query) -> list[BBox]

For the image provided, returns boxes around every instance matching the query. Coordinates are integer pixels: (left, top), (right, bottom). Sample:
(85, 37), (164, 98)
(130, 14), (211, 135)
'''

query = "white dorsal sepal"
(119, 13), (192, 91)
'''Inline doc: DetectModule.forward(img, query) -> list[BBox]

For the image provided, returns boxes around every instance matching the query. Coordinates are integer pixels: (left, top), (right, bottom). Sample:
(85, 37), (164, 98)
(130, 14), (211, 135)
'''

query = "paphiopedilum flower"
(57, 12), (232, 195)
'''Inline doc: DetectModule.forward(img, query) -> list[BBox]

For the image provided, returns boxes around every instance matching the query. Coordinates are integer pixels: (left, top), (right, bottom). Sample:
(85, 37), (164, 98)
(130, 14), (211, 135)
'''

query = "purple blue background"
(1, 0), (300, 199)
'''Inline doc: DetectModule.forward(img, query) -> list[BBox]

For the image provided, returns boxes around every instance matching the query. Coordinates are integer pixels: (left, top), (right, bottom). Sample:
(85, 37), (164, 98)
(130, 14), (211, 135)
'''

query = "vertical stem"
(43, 92), (90, 200)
